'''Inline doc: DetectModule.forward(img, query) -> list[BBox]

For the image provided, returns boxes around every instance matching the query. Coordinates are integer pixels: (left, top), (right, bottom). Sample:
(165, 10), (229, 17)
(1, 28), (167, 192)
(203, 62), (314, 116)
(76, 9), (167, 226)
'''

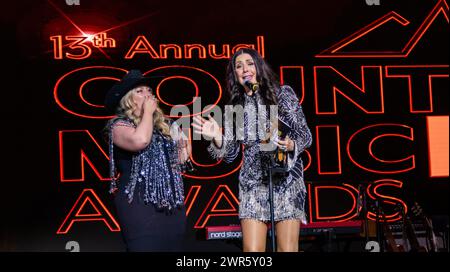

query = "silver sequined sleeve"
(207, 116), (240, 163)
(278, 85), (312, 171)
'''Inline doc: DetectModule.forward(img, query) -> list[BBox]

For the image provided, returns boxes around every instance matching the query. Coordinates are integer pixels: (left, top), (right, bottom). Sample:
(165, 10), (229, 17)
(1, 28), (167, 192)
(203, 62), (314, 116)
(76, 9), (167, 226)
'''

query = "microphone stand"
(374, 199), (385, 253)
(357, 184), (369, 248)
(363, 190), (370, 246)
(357, 183), (370, 247)
(265, 148), (288, 252)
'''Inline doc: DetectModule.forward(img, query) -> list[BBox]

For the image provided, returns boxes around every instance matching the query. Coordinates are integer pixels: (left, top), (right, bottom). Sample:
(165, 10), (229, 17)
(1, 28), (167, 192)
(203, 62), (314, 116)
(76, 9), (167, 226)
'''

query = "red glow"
(426, 116), (449, 177)
(314, 184), (358, 221)
(57, 189), (120, 234)
(194, 185), (239, 228)
(279, 66), (305, 104)
(316, 0), (449, 58)
(184, 185), (201, 216)
(385, 65), (449, 113)
(145, 65), (222, 118)
(79, 77), (119, 108)
(59, 130), (110, 182)
(347, 123), (415, 174)
(314, 66), (384, 115)
(156, 76), (199, 107)
(316, 125), (342, 175)
(366, 179), (407, 222)
(54, 66), (127, 119)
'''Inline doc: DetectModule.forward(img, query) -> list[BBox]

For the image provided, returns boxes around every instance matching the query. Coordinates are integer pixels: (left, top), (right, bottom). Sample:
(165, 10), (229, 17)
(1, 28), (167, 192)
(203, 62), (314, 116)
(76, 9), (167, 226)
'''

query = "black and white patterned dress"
(208, 85), (312, 223)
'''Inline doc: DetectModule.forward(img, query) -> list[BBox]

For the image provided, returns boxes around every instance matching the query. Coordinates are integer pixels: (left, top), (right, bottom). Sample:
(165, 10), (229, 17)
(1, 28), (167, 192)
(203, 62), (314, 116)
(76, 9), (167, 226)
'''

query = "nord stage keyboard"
(204, 220), (363, 240)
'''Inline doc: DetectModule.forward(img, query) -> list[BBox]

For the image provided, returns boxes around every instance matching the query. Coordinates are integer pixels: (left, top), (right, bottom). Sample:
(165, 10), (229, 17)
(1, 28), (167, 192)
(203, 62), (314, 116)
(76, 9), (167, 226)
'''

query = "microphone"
(244, 80), (259, 92)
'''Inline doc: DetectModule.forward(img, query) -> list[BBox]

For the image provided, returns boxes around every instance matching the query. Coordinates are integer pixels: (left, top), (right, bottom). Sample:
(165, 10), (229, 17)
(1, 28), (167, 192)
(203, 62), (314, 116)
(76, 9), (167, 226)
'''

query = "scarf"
(108, 118), (184, 211)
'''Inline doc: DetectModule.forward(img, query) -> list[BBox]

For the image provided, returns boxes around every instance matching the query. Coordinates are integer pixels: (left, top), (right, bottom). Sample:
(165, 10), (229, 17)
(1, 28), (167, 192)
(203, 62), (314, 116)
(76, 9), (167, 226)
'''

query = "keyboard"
(203, 220), (363, 240)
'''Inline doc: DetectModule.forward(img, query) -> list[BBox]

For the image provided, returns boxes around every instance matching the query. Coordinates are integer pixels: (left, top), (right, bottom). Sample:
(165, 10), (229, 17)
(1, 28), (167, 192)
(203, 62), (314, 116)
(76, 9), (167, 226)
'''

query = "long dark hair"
(226, 48), (279, 106)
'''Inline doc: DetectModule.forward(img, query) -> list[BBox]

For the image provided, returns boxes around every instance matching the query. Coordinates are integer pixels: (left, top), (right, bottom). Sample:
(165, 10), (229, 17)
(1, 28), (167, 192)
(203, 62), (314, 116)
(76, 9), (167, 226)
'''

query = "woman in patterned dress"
(193, 48), (312, 252)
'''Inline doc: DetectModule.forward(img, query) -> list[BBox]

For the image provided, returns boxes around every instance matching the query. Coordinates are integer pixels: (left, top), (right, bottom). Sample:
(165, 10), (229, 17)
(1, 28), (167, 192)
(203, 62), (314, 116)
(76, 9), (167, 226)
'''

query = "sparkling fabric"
(208, 85), (312, 222)
(108, 118), (184, 211)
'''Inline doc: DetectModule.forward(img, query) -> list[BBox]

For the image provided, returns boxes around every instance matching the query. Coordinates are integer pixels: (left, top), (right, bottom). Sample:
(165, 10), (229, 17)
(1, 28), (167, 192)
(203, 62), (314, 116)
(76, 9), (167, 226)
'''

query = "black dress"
(113, 137), (186, 252)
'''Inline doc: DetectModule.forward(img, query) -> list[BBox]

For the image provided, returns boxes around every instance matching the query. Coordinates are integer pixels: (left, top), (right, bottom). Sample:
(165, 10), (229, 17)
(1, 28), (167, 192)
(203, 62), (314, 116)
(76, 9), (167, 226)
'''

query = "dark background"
(2, 0), (448, 252)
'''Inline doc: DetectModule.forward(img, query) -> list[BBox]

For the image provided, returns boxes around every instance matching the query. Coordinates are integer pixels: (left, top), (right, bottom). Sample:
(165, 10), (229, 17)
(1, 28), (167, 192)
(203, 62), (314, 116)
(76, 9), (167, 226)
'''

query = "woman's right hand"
(143, 95), (157, 115)
(192, 114), (221, 140)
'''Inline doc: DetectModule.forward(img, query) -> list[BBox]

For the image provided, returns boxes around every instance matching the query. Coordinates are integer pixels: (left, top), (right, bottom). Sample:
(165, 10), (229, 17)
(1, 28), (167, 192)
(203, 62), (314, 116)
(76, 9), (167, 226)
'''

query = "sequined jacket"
(108, 118), (185, 211)
(208, 85), (312, 191)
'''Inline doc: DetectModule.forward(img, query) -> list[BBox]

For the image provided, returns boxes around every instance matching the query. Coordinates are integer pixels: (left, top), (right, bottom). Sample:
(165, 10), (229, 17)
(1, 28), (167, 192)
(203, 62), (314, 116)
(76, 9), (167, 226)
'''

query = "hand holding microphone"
(244, 80), (259, 92)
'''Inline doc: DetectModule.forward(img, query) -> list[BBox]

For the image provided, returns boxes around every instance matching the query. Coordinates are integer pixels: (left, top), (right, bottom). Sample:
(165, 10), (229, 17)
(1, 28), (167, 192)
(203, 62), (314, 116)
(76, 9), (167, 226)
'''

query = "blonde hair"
(113, 88), (171, 138)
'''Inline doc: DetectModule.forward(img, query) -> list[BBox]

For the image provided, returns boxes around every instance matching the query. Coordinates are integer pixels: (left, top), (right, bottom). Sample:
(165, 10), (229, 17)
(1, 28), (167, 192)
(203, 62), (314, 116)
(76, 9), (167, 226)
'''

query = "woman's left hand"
(275, 136), (294, 152)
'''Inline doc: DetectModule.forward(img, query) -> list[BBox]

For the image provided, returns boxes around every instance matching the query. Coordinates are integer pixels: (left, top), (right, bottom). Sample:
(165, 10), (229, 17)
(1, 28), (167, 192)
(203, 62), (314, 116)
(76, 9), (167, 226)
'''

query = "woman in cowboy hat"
(104, 69), (191, 252)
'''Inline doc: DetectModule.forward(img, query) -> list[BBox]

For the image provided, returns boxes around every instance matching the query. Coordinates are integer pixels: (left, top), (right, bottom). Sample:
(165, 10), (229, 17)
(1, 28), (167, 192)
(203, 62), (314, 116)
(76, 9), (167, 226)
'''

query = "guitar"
(403, 203), (427, 252)
(381, 210), (405, 252)
(411, 202), (438, 252)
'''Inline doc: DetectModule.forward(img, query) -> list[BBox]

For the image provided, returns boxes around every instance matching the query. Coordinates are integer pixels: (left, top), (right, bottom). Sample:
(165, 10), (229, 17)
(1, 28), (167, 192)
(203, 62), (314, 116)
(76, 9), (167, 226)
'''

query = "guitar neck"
(419, 213), (438, 252)
(411, 203), (438, 252)
(404, 215), (427, 252)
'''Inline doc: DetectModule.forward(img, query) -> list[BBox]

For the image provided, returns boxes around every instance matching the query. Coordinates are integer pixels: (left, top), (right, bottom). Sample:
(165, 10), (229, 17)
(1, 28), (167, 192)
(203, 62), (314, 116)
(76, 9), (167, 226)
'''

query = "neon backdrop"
(47, 0), (448, 234)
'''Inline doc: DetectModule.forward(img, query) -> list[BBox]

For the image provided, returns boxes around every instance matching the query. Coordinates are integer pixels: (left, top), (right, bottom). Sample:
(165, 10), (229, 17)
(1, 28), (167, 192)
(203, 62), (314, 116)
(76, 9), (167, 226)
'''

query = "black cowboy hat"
(104, 69), (152, 113)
